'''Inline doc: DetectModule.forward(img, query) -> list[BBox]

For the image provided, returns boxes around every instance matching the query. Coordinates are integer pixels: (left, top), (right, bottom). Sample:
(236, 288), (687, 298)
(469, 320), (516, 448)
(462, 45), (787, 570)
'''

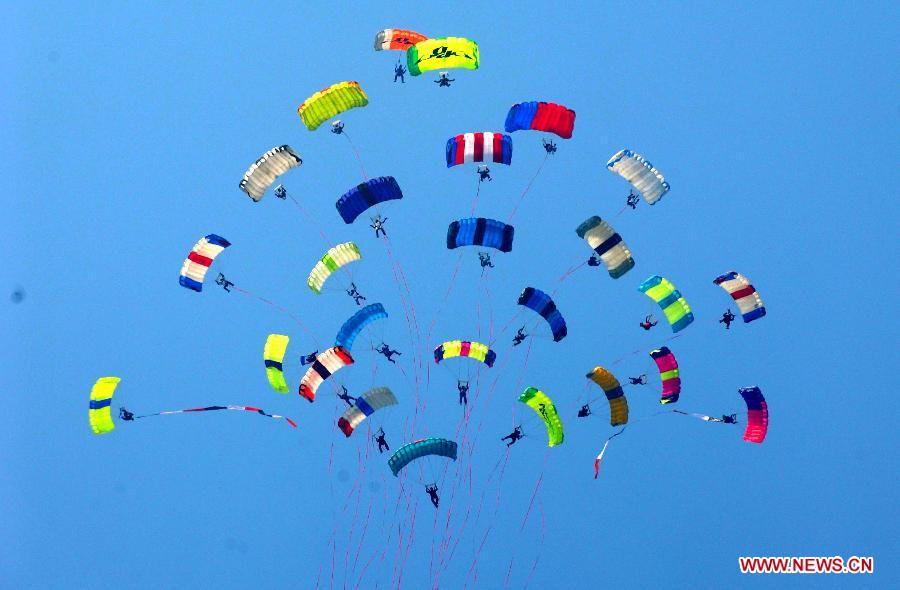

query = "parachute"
(298, 347), (354, 402)
(587, 367), (628, 427)
(307, 242), (362, 294)
(133, 405), (297, 428)
(638, 275), (694, 333)
(239, 145), (302, 202)
(335, 303), (388, 351)
(518, 387), (564, 447)
(446, 132), (512, 168)
(739, 386), (768, 443)
(374, 29), (428, 51)
(89, 376), (120, 435)
(389, 437), (458, 476)
(297, 81), (368, 131)
(338, 386), (398, 437)
(650, 347), (681, 404)
(713, 271), (766, 323)
(446, 218), (514, 253)
(406, 37), (479, 76)
(504, 101), (576, 139)
(607, 149), (670, 205)
(575, 216), (635, 279)
(178, 234), (231, 292)
(263, 334), (290, 393)
(517, 287), (567, 342)
(336, 176), (403, 224)
(434, 340), (496, 368)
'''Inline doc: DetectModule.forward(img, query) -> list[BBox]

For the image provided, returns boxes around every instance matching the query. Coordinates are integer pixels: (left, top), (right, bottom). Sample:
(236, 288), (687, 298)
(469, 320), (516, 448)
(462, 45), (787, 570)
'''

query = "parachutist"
(628, 374), (648, 386)
(393, 62), (406, 83)
(719, 309), (736, 329)
(301, 350), (318, 366)
(587, 254), (601, 267)
(346, 283), (367, 306)
(722, 414), (738, 424)
(118, 407), (135, 421)
(626, 191), (640, 209)
(639, 315), (658, 331)
(434, 72), (454, 87)
(577, 404), (592, 418)
(370, 215), (388, 238)
(374, 428), (390, 453)
(337, 386), (356, 407)
(541, 138), (557, 154)
(476, 164), (492, 182)
(376, 343), (401, 364)
(215, 273), (234, 292)
(273, 184), (287, 199)
(330, 120), (344, 134)
(425, 484), (440, 508)
(478, 252), (494, 271)
(512, 327), (527, 346)
(501, 426), (524, 447)
(457, 380), (469, 405)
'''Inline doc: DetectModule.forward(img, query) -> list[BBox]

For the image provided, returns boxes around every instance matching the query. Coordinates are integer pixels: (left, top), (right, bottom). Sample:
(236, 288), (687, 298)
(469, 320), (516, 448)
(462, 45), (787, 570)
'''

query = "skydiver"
(639, 315), (658, 331)
(577, 404), (592, 418)
(434, 72), (454, 87)
(476, 165), (492, 182)
(376, 343), (401, 364)
(501, 426), (524, 447)
(457, 380), (469, 405)
(118, 407), (135, 421)
(337, 386), (356, 407)
(346, 282), (366, 306)
(374, 428), (390, 453)
(587, 254), (601, 267)
(626, 191), (640, 210)
(215, 272), (234, 292)
(541, 138), (557, 154)
(274, 184), (287, 199)
(512, 327), (527, 347)
(628, 374), (648, 386)
(301, 350), (318, 366)
(722, 414), (738, 424)
(370, 215), (388, 238)
(393, 62), (406, 83)
(719, 309), (736, 329)
(331, 120), (344, 134)
(478, 252), (494, 271)
(425, 484), (440, 508)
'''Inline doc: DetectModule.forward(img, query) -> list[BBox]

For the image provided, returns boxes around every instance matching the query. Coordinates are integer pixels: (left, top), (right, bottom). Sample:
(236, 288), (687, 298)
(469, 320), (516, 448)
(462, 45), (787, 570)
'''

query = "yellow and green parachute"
(89, 377), (120, 435)
(638, 275), (694, 333)
(518, 387), (564, 447)
(433, 340), (496, 367)
(587, 367), (628, 427)
(307, 242), (362, 294)
(297, 81), (369, 131)
(263, 334), (290, 393)
(406, 37), (479, 76)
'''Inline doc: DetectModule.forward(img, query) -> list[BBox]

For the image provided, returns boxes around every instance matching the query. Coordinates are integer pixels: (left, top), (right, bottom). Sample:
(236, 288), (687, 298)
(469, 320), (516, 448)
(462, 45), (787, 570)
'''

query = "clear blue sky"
(3, 2), (897, 588)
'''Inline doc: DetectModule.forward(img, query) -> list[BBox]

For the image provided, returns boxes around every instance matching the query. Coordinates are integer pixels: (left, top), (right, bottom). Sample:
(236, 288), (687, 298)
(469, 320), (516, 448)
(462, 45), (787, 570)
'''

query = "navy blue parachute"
(335, 303), (388, 351)
(446, 218), (514, 253)
(517, 287), (567, 341)
(336, 176), (403, 224)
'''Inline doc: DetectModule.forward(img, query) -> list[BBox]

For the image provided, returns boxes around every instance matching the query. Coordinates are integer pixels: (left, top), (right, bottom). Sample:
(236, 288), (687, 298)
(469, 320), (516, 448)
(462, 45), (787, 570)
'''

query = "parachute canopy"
(179, 234), (230, 292)
(263, 334), (290, 394)
(447, 218), (514, 253)
(89, 377), (120, 435)
(406, 37), (479, 76)
(739, 386), (768, 444)
(650, 347), (681, 404)
(518, 387), (564, 447)
(389, 437), (458, 476)
(335, 303), (388, 351)
(239, 145), (302, 202)
(576, 216), (635, 279)
(307, 242), (362, 294)
(587, 367), (628, 427)
(607, 149), (670, 205)
(297, 81), (368, 131)
(713, 271), (766, 323)
(299, 347), (354, 402)
(446, 132), (512, 168)
(518, 287), (567, 342)
(505, 101), (576, 139)
(638, 275), (694, 333)
(434, 340), (496, 368)
(374, 29), (428, 51)
(338, 386), (398, 437)
(336, 176), (403, 224)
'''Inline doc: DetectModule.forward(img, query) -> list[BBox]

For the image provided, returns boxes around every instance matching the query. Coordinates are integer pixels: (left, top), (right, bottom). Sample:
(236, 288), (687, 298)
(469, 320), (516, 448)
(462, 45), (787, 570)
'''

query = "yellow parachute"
(263, 334), (290, 393)
(406, 37), (479, 76)
(518, 387), (564, 447)
(587, 367), (628, 427)
(89, 377), (120, 435)
(307, 242), (362, 294)
(297, 82), (368, 131)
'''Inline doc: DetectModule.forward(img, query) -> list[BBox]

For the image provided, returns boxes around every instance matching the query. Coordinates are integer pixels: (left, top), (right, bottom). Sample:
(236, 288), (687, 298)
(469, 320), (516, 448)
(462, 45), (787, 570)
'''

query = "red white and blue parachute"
(518, 287), (567, 342)
(446, 132), (512, 168)
(298, 347), (354, 402)
(505, 101), (575, 139)
(713, 271), (766, 323)
(739, 386), (768, 443)
(335, 303), (388, 351)
(336, 177), (403, 224)
(447, 218), (514, 253)
(338, 386), (398, 437)
(178, 234), (230, 292)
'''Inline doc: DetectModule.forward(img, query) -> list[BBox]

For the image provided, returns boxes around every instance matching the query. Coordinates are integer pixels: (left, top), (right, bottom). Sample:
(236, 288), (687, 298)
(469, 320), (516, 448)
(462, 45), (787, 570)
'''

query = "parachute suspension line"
(469, 172), (482, 216)
(341, 131), (369, 181)
(426, 250), (465, 342)
(286, 194), (331, 248)
(232, 285), (316, 342)
(505, 151), (549, 224)
(523, 501), (546, 590)
(557, 257), (589, 283)
(521, 449), (550, 532)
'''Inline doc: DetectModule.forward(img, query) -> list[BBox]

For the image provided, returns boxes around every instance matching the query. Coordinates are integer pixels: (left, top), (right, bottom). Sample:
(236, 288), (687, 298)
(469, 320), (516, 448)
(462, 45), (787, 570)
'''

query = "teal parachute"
(388, 437), (458, 477)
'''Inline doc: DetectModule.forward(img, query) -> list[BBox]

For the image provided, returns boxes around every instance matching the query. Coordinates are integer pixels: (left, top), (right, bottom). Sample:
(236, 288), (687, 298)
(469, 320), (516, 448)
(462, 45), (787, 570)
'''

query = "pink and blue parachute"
(335, 303), (387, 351)
(517, 287), (567, 341)
(446, 218), (514, 253)
(178, 234), (230, 292)
(504, 101), (575, 139)
(446, 132), (512, 168)
(650, 346), (681, 404)
(388, 437), (458, 476)
(739, 386), (768, 443)
(336, 176), (403, 224)
(713, 271), (766, 323)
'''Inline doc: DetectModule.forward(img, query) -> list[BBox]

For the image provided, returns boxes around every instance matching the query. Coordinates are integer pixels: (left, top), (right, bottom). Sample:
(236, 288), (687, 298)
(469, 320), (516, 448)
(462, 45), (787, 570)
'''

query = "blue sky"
(3, 2), (897, 588)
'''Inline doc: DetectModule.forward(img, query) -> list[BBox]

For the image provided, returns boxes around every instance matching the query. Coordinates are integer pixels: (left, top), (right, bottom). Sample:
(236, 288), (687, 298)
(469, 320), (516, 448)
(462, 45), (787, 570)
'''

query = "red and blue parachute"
(447, 218), (514, 253)
(713, 271), (766, 323)
(446, 132), (512, 167)
(178, 234), (230, 292)
(739, 386), (768, 443)
(338, 386), (398, 437)
(505, 101), (575, 139)
(336, 177), (403, 224)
